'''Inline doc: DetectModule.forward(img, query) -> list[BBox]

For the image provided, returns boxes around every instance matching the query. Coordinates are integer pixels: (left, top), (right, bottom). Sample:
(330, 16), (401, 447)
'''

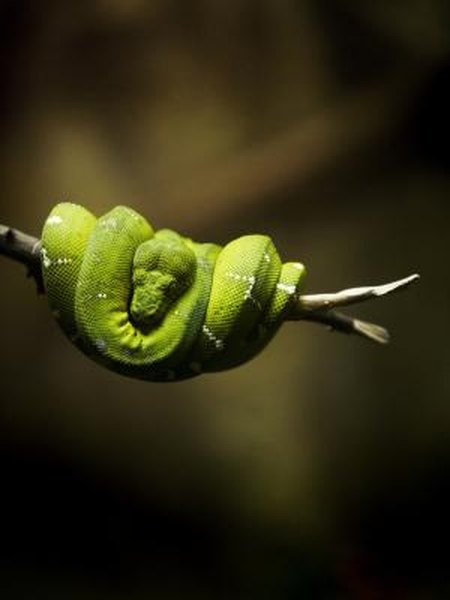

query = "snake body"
(41, 203), (306, 381)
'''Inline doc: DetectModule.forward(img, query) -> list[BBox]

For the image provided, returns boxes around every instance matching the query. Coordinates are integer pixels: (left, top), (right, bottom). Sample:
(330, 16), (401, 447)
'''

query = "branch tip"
(291, 273), (419, 344)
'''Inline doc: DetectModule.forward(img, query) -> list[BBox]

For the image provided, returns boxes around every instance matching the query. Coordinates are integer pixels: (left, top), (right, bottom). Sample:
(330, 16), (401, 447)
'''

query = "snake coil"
(41, 203), (306, 381)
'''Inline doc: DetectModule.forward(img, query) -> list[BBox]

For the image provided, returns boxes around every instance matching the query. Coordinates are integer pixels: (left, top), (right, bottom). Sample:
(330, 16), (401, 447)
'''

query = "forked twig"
(290, 275), (420, 343)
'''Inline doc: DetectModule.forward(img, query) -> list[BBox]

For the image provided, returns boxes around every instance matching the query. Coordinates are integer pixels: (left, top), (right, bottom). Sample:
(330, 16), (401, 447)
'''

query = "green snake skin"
(41, 203), (306, 381)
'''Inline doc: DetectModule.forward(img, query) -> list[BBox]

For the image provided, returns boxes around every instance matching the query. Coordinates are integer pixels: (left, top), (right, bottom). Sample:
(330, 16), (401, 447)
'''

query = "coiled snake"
(39, 203), (418, 382)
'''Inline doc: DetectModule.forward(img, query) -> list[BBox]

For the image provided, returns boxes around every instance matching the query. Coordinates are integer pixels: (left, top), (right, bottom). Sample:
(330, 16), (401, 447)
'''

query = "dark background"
(1, 1), (449, 598)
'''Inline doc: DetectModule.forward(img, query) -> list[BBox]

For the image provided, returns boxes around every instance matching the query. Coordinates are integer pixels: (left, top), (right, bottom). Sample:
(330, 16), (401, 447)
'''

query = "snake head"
(129, 232), (197, 330)
(130, 269), (180, 327)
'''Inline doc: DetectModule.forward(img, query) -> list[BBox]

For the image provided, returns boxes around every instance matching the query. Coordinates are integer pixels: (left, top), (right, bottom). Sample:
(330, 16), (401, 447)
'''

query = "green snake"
(41, 203), (306, 381)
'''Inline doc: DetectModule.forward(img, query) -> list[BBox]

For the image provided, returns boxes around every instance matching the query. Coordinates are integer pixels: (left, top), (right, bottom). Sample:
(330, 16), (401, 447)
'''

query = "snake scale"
(41, 203), (306, 381)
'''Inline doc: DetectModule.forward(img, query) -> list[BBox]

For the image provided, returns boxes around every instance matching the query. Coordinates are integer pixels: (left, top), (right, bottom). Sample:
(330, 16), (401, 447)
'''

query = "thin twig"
(297, 274), (420, 311)
(0, 224), (43, 292)
(300, 309), (390, 344)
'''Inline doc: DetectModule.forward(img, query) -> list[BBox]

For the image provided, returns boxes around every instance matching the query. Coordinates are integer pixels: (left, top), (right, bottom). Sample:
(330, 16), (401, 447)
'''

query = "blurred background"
(1, 1), (449, 598)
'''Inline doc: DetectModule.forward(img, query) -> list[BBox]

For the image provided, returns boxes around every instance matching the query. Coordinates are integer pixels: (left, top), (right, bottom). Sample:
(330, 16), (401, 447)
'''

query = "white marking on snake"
(41, 247), (52, 268)
(277, 282), (296, 294)
(96, 292), (107, 299)
(292, 263), (304, 270)
(47, 215), (63, 225)
(243, 275), (255, 299)
(123, 208), (142, 221)
(263, 252), (271, 263)
(226, 271), (261, 309)
(56, 257), (73, 265)
(95, 338), (107, 352)
(226, 272), (241, 281)
(173, 308), (188, 320)
(101, 217), (118, 230)
(202, 325), (224, 350)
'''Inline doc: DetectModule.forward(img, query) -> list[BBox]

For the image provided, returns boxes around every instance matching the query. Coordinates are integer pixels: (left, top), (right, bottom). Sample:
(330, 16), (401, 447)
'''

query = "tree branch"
(0, 224), (43, 293)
